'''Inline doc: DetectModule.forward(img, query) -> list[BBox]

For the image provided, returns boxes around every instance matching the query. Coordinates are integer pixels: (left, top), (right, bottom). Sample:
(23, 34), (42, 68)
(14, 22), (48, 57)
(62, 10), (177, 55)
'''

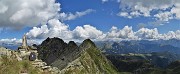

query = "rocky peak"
(37, 37), (68, 64)
(41, 37), (67, 47)
(67, 41), (78, 48)
(37, 37), (81, 70)
(80, 39), (96, 48)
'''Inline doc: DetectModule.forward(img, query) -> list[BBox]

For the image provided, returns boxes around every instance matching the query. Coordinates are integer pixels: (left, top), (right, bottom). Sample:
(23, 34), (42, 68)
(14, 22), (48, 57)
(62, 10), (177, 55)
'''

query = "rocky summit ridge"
(37, 37), (118, 74)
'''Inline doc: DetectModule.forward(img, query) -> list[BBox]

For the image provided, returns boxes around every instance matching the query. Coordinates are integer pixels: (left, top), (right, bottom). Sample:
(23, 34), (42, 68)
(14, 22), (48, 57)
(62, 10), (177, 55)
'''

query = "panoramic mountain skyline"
(0, 1), (180, 73)
(0, 0), (180, 45)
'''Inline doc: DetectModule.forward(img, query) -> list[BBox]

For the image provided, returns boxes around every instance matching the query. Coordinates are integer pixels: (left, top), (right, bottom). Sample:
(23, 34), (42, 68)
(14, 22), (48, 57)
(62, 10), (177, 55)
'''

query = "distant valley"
(95, 39), (180, 74)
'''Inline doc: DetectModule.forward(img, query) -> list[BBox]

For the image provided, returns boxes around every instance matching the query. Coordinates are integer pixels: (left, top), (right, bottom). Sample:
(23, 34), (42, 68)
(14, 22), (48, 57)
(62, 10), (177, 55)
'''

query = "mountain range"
(94, 39), (180, 74)
(95, 39), (180, 55)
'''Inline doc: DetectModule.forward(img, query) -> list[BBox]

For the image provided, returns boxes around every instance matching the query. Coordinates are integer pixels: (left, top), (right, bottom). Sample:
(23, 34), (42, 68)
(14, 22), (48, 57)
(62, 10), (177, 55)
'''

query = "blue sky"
(0, 0), (180, 42)
(58, 0), (180, 33)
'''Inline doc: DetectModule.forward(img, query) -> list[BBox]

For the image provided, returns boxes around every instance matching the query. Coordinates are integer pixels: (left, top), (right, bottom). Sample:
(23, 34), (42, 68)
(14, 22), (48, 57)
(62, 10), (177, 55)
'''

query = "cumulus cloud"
(105, 26), (180, 40)
(27, 19), (72, 40)
(73, 25), (103, 40)
(117, 0), (180, 25)
(59, 9), (95, 21)
(26, 19), (104, 41)
(0, 0), (94, 29)
(118, 0), (173, 17)
(135, 28), (160, 39)
(154, 12), (173, 22)
(164, 30), (180, 40)
(106, 26), (119, 38)
(117, 12), (132, 19)
(171, 2), (180, 19)
(108, 26), (180, 40)
(0, 2), (8, 13)
(26, 21), (180, 41)
(106, 26), (138, 39)
(0, 0), (60, 29)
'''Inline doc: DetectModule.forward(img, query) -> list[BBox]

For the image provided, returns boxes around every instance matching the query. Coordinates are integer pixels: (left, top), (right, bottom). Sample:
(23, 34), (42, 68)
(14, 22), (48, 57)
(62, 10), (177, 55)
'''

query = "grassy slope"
(85, 46), (118, 74)
(0, 55), (41, 74)
(63, 43), (119, 74)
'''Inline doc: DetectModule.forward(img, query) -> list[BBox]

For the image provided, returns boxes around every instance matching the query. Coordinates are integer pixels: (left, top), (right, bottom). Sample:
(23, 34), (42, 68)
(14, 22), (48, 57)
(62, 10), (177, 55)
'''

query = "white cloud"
(176, 30), (180, 39)
(26, 25), (49, 39)
(154, 12), (173, 22)
(166, 31), (176, 39)
(106, 26), (137, 39)
(130, 11), (142, 17)
(59, 9), (95, 21)
(0, 0), (94, 29)
(117, 12), (132, 19)
(73, 25), (103, 40)
(164, 30), (180, 40)
(135, 28), (160, 39)
(0, 0), (60, 29)
(0, 38), (21, 46)
(26, 19), (103, 41)
(106, 26), (119, 38)
(26, 19), (72, 40)
(105, 26), (180, 40)
(134, 28), (180, 40)
(171, 2), (180, 19)
(27, 21), (180, 41)
(117, 0), (180, 25)
(0, 2), (8, 13)
(119, 0), (173, 17)
(119, 26), (137, 39)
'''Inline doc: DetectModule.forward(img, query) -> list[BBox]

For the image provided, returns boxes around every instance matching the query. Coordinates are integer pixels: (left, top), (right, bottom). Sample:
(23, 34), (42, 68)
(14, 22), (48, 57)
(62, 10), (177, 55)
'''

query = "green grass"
(86, 46), (119, 74)
(79, 52), (99, 74)
(63, 43), (119, 74)
(0, 55), (41, 74)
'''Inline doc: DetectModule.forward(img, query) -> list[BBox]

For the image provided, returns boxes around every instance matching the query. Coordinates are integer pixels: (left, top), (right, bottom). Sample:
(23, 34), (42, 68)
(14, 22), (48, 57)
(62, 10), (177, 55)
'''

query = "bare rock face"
(37, 37), (68, 65)
(37, 37), (80, 70)
(37, 37), (118, 74)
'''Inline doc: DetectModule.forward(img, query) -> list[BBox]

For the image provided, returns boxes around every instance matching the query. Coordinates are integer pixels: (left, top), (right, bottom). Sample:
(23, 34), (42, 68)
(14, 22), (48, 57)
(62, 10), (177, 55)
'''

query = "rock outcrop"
(37, 37), (68, 65)
(0, 47), (11, 56)
(37, 37), (118, 74)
